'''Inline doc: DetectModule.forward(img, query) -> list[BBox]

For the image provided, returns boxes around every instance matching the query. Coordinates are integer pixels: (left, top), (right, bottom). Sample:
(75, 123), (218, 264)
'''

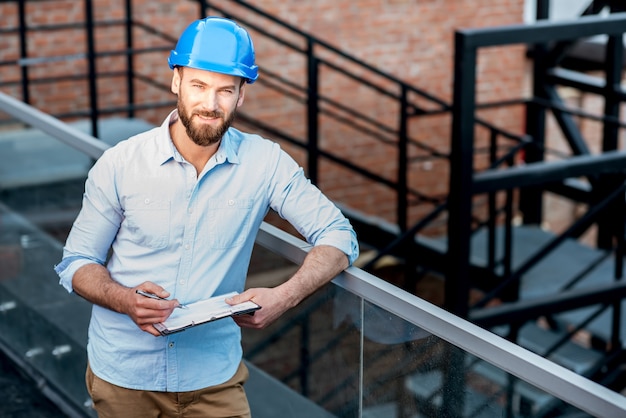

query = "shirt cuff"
(54, 257), (100, 293)
(315, 230), (360, 266)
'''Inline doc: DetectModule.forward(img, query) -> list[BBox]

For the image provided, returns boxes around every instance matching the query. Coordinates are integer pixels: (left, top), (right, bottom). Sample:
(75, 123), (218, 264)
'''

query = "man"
(55, 16), (358, 417)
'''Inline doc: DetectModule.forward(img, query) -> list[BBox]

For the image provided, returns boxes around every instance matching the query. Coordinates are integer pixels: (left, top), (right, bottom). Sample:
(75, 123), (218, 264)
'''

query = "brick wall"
(0, 0), (527, 232)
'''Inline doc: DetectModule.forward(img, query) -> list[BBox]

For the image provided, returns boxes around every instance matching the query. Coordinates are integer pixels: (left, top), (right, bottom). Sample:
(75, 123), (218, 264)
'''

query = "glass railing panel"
(0, 112), (96, 416)
(0, 203), (94, 416)
(0, 114), (91, 239)
(242, 270), (362, 418)
(358, 298), (590, 417)
(241, 266), (599, 418)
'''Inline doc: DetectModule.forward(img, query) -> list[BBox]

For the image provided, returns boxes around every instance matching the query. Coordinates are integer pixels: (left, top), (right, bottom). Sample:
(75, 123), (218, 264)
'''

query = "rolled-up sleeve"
(311, 224), (359, 266)
(268, 145), (359, 266)
(55, 256), (102, 293)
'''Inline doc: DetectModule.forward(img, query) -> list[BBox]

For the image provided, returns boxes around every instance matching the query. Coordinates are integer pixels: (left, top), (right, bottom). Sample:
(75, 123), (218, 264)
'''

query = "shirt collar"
(215, 129), (241, 165)
(153, 110), (178, 165)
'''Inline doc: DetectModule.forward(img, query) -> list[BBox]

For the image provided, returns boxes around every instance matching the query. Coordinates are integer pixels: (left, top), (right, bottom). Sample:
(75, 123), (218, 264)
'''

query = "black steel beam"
(473, 150), (626, 194)
(470, 281), (626, 328)
(459, 13), (626, 48)
(547, 68), (626, 99)
(544, 85), (590, 156)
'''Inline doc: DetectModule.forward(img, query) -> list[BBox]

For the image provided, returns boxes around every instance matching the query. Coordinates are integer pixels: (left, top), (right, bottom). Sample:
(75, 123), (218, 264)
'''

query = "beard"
(177, 99), (236, 147)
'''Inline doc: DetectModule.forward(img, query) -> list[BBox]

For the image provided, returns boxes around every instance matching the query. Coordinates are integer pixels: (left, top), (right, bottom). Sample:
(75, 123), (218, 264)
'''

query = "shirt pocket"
(123, 197), (171, 249)
(207, 198), (253, 249)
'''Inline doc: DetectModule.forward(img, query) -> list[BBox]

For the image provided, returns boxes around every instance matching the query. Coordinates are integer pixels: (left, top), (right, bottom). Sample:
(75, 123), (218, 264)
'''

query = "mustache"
(193, 110), (224, 118)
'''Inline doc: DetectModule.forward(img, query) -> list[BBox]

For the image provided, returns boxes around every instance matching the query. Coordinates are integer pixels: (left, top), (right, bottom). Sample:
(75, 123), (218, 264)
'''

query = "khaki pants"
(86, 361), (251, 418)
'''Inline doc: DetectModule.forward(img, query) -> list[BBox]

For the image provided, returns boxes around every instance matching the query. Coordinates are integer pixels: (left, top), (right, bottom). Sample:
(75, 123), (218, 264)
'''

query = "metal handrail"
(0, 91), (107, 159)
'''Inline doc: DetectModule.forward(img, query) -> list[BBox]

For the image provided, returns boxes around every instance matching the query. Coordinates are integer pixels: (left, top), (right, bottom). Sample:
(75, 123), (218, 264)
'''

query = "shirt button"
(179, 280), (186, 285)
(169, 342), (174, 348)
(188, 208), (193, 214)
(184, 244), (190, 250)
(228, 199), (235, 206)
(144, 198), (150, 204)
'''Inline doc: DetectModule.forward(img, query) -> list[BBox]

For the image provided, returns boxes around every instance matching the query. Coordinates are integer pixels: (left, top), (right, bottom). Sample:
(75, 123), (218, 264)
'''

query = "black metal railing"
(0, 0), (456, 238)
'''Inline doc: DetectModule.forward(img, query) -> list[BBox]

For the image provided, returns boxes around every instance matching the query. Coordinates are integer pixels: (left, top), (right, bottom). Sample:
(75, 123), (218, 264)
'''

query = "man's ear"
(237, 82), (246, 107)
(171, 68), (181, 95)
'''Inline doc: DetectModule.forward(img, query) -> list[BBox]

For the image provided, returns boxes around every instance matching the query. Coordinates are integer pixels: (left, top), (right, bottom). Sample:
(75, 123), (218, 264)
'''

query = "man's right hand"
(72, 264), (180, 337)
(130, 282), (180, 336)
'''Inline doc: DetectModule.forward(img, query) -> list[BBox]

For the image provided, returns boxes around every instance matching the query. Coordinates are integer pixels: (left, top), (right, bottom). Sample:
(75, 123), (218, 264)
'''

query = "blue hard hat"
(168, 17), (258, 84)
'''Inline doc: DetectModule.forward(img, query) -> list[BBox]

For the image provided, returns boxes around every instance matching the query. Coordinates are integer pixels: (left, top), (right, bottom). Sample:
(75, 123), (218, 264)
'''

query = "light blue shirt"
(55, 110), (359, 392)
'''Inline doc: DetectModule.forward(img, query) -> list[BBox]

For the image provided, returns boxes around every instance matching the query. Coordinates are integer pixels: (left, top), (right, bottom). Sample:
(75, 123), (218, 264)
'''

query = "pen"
(136, 289), (188, 309)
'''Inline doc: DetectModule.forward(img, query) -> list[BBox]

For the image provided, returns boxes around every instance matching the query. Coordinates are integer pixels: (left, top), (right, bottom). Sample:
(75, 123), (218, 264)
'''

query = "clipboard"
(153, 291), (261, 336)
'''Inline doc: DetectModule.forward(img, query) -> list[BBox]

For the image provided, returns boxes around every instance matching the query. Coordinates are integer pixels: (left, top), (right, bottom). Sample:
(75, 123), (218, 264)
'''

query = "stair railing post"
(397, 85), (408, 233)
(519, 0), (550, 225)
(611, 175), (625, 350)
(597, 33), (624, 249)
(198, 0), (208, 18)
(124, 0), (134, 118)
(398, 84), (417, 288)
(487, 129), (498, 274)
(447, 31), (475, 319)
(306, 37), (319, 185)
(84, 0), (99, 138)
(18, 0), (29, 104)
(441, 28), (477, 418)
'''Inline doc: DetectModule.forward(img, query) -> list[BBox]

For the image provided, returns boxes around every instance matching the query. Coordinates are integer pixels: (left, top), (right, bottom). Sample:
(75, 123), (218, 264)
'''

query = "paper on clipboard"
(153, 291), (260, 336)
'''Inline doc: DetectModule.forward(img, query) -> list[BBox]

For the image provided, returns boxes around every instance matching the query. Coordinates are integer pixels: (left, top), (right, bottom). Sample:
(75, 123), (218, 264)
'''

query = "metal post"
(597, 34), (624, 248)
(606, 23), (625, 341)
(397, 85), (409, 234)
(447, 31), (475, 318)
(198, 0), (208, 18)
(441, 29), (477, 418)
(124, 0), (134, 118)
(611, 174), (624, 349)
(85, 0), (99, 138)
(18, 0), (29, 104)
(536, 0), (550, 20)
(306, 38), (319, 185)
(487, 129), (497, 274)
(519, 0), (549, 225)
(398, 85), (417, 287)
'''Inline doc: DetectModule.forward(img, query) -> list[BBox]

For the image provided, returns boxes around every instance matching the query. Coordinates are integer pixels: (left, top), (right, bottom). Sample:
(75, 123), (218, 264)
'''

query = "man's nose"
(199, 91), (219, 112)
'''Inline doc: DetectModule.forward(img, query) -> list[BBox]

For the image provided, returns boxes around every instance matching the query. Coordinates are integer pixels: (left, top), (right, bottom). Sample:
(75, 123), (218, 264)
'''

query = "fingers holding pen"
(128, 283), (180, 332)
(135, 281), (171, 300)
